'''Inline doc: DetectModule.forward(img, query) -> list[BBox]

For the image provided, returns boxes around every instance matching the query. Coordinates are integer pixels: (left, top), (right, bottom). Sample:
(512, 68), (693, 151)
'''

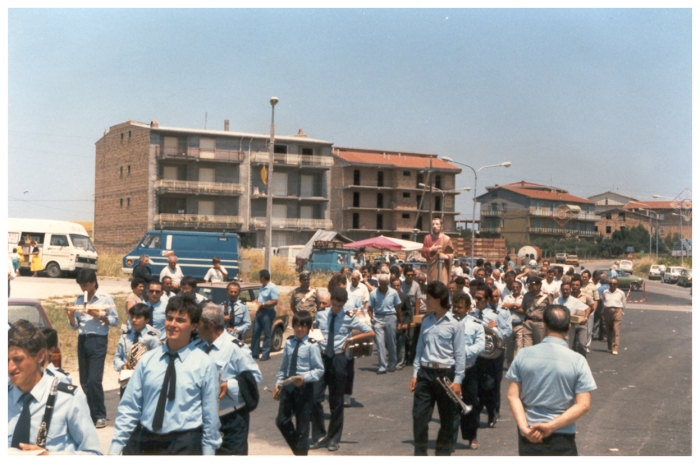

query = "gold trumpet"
(436, 376), (472, 415)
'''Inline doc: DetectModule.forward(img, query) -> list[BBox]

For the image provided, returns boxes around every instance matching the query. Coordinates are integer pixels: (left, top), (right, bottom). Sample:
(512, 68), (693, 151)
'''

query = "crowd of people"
(9, 220), (630, 456)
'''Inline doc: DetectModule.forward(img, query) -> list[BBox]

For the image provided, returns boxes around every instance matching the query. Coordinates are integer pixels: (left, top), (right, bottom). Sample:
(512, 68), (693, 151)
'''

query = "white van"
(8, 218), (98, 278)
(277, 245), (305, 268)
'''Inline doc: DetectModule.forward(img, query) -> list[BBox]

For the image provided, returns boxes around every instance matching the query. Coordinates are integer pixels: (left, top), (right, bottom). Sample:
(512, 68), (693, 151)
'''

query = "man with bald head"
(160, 255), (184, 291)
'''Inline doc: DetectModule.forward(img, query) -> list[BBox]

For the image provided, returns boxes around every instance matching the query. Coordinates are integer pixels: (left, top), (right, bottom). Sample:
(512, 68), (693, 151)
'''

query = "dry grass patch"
(97, 253), (129, 278)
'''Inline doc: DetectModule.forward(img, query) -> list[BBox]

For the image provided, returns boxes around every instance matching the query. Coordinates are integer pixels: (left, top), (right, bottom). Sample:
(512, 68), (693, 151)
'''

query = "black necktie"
(11, 392), (32, 448)
(205, 343), (213, 354)
(327, 312), (337, 357)
(134, 330), (141, 343)
(152, 352), (178, 432)
(288, 339), (301, 377)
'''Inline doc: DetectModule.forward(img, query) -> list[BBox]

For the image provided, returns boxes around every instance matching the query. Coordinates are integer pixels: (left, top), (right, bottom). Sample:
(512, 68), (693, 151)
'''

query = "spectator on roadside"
(126, 278), (145, 315)
(30, 240), (42, 277)
(252, 269), (278, 361)
(180, 276), (206, 304)
(368, 273), (401, 374)
(11, 247), (20, 271)
(542, 268), (561, 299)
(393, 277), (414, 369)
(160, 255), (185, 291)
(361, 266), (378, 292)
(415, 272), (428, 314)
(348, 270), (370, 308)
(132, 255), (153, 295)
(204, 257), (228, 283)
(161, 275), (176, 300)
(602, 278), (626, 355)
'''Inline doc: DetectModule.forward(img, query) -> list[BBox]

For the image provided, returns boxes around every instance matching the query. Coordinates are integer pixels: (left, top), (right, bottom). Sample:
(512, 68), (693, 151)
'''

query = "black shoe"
(377, 370), (387, 375)
(488, 416), (497, 428)
(260, 356), (270, 361)
(309, 438), (329, 450)
(252, 355), (260, 359)
(328, 442), (339, 452)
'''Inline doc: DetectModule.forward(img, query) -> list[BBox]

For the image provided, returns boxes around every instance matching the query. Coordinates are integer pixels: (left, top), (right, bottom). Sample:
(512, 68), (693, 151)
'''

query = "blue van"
(122, 230), (240, 280)
(303, 246), (355, 274)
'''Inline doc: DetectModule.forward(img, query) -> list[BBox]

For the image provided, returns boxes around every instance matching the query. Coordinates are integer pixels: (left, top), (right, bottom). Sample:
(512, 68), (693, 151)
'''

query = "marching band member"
(220, 281), (252, 339)
(410, 281), (466, 456)
(197, 303), (262, 455)
(275, 310), (324, 456)
(309, 288), (374, 452)
(310, 291), (331, 443)
(9, 320), (102, 455)
(66, 269), (119, 428)
(113, 303), (161, 397)
(40, 328), (72, 384)
(451, 292), (485, 450)
(109, 294), (221, 455)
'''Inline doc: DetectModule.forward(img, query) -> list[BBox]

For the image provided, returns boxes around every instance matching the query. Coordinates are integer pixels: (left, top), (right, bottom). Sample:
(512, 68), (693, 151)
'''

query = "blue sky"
(7, 8), (692, 222)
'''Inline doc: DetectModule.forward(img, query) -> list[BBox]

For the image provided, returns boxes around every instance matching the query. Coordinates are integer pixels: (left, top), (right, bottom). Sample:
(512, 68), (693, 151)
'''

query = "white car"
(648, 264), (667, 280)
(662, 266), (687, 284)
(619, 260), (634, 272)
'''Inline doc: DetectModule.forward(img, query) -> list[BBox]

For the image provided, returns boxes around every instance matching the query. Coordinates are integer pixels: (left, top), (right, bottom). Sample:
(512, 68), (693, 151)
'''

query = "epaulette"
(147, 331), (158, 337)
(57, 383), (78, 395)
(232, 338), (244, 348)
(308, 338), (317, 343)
(344, 310), (355, 318)
(56, 367), (69, 376)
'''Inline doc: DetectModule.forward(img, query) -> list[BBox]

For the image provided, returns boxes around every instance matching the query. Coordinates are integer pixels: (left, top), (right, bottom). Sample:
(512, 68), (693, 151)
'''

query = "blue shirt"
(505, 336), (597, 434)
(146, 299), (168, 336)
(258, 282), (280, 306)
(69, 291), (120, 335)
(199, 331), (263, 413)
(113, 327), (162, 372)
(461, 317), (485, 367)
(220, 299), (252, 336)
(477, 305), (513, 339)
(45, 362), (72, 384)
(317, 309), (372, 352)
(413, 311), (467, 383)
(109, 340), (222, 455)
(8, 374), (102, 454)
(369, 287), (401, 316)
(275, 334), (324, 388)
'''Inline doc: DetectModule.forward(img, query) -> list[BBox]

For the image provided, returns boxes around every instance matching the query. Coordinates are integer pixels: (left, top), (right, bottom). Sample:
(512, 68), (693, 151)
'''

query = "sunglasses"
(148, 289), (162, 293)
(474, 296), (484, 301)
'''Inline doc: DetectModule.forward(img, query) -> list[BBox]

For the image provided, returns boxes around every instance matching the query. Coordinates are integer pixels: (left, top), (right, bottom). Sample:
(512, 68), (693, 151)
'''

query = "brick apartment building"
(330, 147), (462, 241)
(595, 200), (693, 240)
(476, 181), (599, 244)
(94, 120), (333, 253)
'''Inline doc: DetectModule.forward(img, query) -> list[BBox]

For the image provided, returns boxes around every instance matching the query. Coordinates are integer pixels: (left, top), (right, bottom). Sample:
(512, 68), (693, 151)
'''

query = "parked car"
(8, 298), (62, 367)
(555, 253), (567, 263)
(597, 269), (644, 291)
(676, 269), (693, 287)
(195, 282), (290, 352)
(565, 255), (580, 266)
(648, 264), (667, 280)
(662, 267), (687, 284)
(619, 260), (634, 272)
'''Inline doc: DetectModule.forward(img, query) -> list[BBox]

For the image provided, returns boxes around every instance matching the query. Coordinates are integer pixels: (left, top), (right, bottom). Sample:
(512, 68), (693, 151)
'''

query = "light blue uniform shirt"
(258, 282), (280, 306)
(478, 305), (513, 339)
(314, 307), (330, 330)
(369, 287), (401, 316)
(276, 334), (324, 388)
(113, 327), (162, 372)
(461, 316), (485, 367)
(68, 291), (119, 335)
(200, 331), (263, 412)
(317, 309), (372, 352)
(109, 340), (222, 455)
(221, 299), (252, 336)
(147, 299), (168, 336)
(8, 374), (102, 454)
(45, 362), (72, 384)
(505, 336), (597, 434)
(413, 311), (467, 383)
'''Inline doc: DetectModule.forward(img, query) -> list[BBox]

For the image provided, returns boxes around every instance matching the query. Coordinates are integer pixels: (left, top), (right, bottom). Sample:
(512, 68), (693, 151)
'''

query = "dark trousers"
(518, 430), (578, 456)
(276, 383), (314, 456)
(412, 367), (459, 456)
(475, 356), (499, 421)
(396, 325), (415, 366)
(77, 334), (107, 422)
(217, 409), (250, 455)
(123, 423), (203, 455)
(251, 307), (275, 358)
(457, 365), (480, 441)
(592, 301), (606, 340)
(494, 352), (505, 414)
(345, 358), (355, 395)
(311, 354), (348, 445)
(310, 380), (327, 442)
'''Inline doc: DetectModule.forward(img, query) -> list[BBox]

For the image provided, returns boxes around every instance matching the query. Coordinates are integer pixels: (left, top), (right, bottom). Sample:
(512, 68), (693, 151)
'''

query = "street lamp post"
(631, 202), (656, 259)
(654, 193), (689, 267)
(264, 97), (279, 272)
(441, 157), (511, 261)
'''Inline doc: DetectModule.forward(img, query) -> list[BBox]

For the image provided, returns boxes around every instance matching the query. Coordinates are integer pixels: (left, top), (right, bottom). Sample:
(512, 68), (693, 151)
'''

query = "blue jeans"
(252, 307), (275, 358)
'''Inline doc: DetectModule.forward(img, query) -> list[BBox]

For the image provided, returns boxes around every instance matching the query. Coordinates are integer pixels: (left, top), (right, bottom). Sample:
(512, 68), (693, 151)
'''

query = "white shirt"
(348, 281), (370, 305)
(542, 279), (561, 299)
(204, 266), (228, 283)
(555, 295), (590, 316)
(493, 278), (506, 294)
(452, 266), (464, 277)
(602, 288), (627, 309)
(160, 264), (185, 286)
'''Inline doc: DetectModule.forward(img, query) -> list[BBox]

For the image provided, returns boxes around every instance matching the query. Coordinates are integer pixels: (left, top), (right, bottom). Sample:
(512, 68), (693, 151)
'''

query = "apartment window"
(618, 212), (626, 221)
(377, 171), (384, 187)
(120, 198), (123, 208)
(403, 192), (410, 198)
(416, 195), (422, 209)
(127, 165), (131, 176)
(606, 225), (612, 234)
(377, 214), (383, 230)
(353, 170), (361, 186)
(402, 234), (410, 239)
(128, 130), (132, 140)
(377, 193), (384, 208)
(502, 202), (507, 212)
(594, 226), (599, 232)
(120, 166), (123, 178)
(353, 192), (360, 207)
(435, 175), (442, 190)
(605, 213), (612, 220)
(273, 144), (287, 154)
(416, 174), (423, 188)
(417, 216), (423, 230)
(403, 171), (411, 177)
(301, 147), (313, 156)
(120, 133), (124, 143)
(402, 213), (410, 219)
(127, 198), (131, 208)
(352, 213), (360, 229)
(434, 195), (441, 211)
(659, 227), (665, 235)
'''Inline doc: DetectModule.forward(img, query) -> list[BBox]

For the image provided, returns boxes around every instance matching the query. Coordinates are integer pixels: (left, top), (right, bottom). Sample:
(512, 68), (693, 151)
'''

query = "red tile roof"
(500, 186), (594, 204)
(499, 181), (549, 189)
(334, 149), (460, 171)
(624, 200), (692, 210)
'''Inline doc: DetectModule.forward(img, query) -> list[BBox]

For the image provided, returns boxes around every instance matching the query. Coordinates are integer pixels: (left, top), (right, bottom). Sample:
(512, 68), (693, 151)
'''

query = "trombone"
(436, 376), (472, 415)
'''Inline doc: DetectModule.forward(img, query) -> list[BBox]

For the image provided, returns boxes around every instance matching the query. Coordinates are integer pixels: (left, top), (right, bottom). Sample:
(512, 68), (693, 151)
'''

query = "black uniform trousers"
(456, 365), (480, 441)
(77, 333), (108, 422)
(412, 367), (459, 456)
(217, 408), (250, 455)
(344, 358), (355, 396)
(592, 300), (606, 341)
(276, 382), (314, 456)
(311, 353), (348, 445)
(475, 355), (499, 422)
(123, 423), (203, 455)
(518, 430), (578, 456)
(493, 351), (506, 415)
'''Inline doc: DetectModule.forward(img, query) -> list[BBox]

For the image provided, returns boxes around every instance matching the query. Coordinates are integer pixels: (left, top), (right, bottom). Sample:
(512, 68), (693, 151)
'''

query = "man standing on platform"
(421, 217), (454, 284)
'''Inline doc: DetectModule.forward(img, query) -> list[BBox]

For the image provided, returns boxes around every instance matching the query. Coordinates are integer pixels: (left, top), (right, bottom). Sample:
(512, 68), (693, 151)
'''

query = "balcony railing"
(156, 146), (245, 162)
(251, 217), (334, 230)
(250, 152), (334, 167)
(528, 207), (600, 221)
(527, 227), (599, 237)
(155, 180), (244, 195)
(154, 214), (244, 228)
(480, 227), (503, 234)
(481, 207), (507, 217)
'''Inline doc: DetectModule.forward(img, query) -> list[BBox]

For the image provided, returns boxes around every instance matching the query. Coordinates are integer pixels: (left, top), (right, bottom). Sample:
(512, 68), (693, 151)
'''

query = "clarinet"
(35, 377), (60, 447)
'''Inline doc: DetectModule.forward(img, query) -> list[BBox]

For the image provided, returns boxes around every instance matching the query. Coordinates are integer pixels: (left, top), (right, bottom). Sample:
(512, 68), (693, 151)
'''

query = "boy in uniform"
(40, 327), (72, 384)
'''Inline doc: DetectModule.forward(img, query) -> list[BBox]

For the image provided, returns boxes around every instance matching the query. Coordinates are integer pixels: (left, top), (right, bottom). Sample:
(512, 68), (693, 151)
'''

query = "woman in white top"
(203, 256), (228, 283)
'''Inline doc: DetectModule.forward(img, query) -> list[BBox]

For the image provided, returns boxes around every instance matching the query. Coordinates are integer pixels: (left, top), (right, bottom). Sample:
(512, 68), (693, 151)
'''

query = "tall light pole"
(442, 157), (511, 261)
(418, 183), (446, 221)
(264, 97), (279, 271)
(654, 193), (690, 267)
(630, 202), (656, 259)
